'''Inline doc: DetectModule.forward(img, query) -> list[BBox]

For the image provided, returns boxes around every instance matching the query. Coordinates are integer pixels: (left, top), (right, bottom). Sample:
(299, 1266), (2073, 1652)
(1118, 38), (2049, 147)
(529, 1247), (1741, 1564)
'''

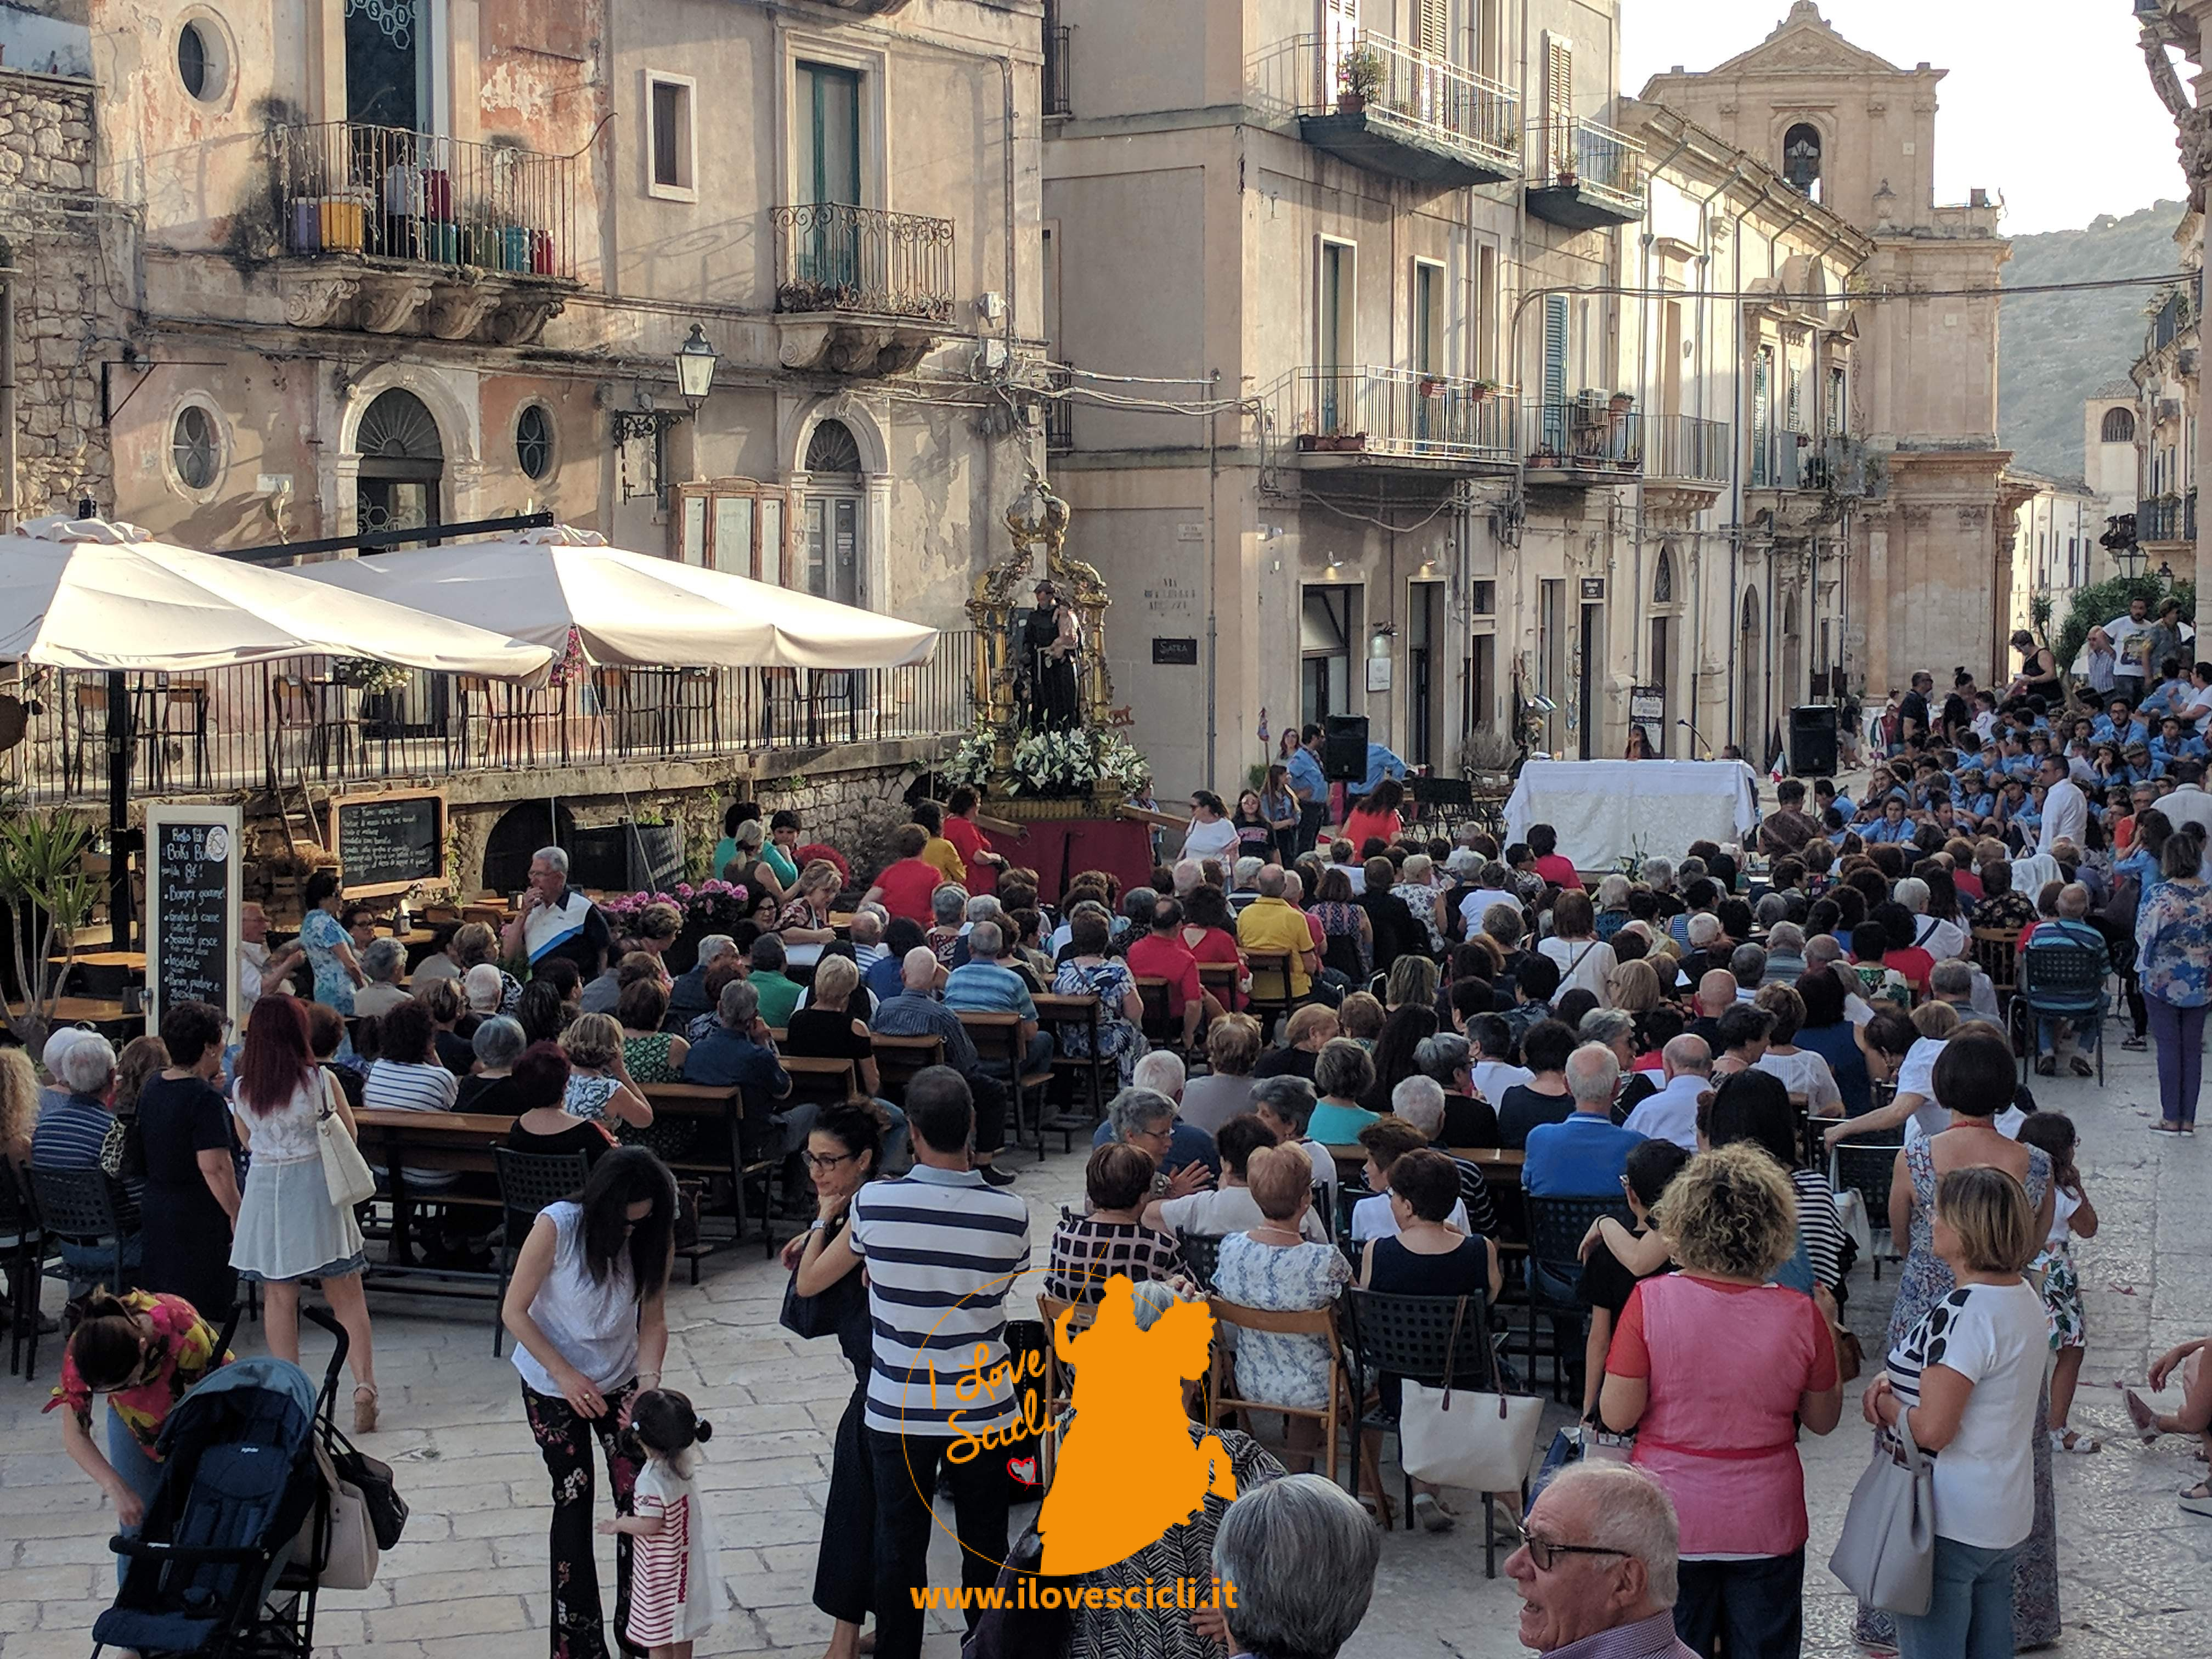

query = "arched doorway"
(356, 388), (444, 548)
(802, 419), (864, 606)
(1739, 587), (1763, 755)
(482, 800), (577, 901)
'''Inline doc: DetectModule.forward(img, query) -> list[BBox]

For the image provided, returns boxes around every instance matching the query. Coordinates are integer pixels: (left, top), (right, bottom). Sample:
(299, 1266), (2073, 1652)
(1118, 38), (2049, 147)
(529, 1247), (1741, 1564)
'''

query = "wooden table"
(49, 951), (148, 1000)
(47, 996), (146, 1039)
(350, 1108), (515, 1271)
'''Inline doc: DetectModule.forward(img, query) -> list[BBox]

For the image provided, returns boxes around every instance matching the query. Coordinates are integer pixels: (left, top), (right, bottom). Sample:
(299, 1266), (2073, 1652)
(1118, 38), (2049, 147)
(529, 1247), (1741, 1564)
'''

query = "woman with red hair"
(229, 996), (382, 1433)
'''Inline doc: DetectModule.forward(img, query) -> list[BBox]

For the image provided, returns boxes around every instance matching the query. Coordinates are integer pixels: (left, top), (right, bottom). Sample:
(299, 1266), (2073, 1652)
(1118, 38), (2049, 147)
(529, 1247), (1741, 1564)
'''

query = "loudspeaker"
(1322, 714), (1369, 782)
(1788, 704), (1839, 778)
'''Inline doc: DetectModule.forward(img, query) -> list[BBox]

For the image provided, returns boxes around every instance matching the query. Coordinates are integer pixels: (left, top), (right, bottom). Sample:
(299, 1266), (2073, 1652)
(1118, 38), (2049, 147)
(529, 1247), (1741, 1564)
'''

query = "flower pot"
(1338, 92), (1365, 115)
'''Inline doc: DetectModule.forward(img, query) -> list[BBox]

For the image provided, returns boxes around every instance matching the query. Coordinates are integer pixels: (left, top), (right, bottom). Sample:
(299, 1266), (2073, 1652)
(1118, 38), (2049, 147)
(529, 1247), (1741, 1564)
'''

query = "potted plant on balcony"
(1337, 46), (1384, 115)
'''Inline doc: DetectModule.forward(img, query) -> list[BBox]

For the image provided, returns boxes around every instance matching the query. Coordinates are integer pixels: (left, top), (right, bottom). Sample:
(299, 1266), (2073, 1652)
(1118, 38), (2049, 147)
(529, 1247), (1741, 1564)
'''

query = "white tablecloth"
(1503, 760), (1760, 873)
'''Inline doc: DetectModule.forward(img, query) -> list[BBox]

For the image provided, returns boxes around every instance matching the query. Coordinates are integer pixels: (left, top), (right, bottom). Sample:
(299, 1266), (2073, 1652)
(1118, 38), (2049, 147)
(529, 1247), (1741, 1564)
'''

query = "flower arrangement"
(941, 727), (997, 787)
(600, 878), (751, 932)
(545, 625), (589, 689)
(1007, 728), (1151, 797)
(329, 658), (411, 696)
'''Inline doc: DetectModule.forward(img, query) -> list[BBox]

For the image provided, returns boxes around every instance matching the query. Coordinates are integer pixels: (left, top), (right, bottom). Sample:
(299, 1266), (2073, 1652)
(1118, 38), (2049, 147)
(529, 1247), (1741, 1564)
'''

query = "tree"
(2053, 575), (2197, 686)
(0, 808), (98, 1053)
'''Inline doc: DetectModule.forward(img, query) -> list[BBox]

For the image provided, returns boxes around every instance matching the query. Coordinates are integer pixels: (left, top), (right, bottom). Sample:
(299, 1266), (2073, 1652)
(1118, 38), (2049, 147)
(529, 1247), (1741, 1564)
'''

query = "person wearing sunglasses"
(1505, 1463), (1699, 1656)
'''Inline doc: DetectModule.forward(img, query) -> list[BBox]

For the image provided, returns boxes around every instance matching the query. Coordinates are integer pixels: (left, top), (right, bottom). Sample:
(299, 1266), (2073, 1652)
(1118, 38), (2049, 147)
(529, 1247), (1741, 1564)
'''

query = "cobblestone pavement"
(2, 1046), (2209, 1659)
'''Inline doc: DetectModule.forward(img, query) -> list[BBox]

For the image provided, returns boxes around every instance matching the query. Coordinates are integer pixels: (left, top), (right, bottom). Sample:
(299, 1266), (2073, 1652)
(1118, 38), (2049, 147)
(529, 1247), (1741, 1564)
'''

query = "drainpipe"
(1725, 179), (1786, 749)
(1631, 119), (1696, 688)
(1001, 53), (1018, 348)
(0, 269), (15, 531)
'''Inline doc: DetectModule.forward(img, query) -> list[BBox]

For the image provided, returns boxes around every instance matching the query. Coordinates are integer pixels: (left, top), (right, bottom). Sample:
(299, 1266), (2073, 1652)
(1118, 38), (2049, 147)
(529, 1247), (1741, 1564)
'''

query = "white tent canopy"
(291, 524), (938, 671)
(0, 517), (556, 679)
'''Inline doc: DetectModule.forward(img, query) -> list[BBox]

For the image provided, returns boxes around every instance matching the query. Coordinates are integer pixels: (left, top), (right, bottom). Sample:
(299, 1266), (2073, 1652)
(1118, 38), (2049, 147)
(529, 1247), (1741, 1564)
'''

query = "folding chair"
(490, 1148), (592, 1356)
(1176, 1230), (1225, 1292)
(1207, 1295), (1350, 1485)
(1035, 1291), (1097, 1488)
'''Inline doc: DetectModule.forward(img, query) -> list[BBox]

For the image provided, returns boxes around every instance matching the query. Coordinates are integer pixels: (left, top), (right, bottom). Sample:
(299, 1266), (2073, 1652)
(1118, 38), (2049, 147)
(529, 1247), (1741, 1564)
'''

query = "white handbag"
(296, 1441), (380, 1590)
(316, 1073), (378, 1210)
(1394, 1296), (1544, 1494)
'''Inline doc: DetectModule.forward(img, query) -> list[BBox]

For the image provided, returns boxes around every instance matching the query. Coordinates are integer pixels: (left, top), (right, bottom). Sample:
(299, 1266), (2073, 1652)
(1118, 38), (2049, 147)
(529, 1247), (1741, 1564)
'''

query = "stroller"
(92, 1306), (385, 1658)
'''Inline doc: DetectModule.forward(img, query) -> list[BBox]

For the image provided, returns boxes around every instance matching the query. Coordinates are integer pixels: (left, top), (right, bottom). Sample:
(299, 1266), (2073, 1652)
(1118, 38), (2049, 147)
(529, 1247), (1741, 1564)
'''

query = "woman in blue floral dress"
(1051, 910), (1148, 1088)
(297, 870), (365, 1015)
(1209, 1143), (1351, 1431)
(2137, 830), (2212, 1131)
(1855, 1026), (2056, 1652)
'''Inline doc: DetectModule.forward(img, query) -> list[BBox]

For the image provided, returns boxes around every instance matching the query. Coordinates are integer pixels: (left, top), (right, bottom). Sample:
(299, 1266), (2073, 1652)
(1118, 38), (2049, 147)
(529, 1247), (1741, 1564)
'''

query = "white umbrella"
(0, 516), (555, 679)
(291, 524), (938, 670)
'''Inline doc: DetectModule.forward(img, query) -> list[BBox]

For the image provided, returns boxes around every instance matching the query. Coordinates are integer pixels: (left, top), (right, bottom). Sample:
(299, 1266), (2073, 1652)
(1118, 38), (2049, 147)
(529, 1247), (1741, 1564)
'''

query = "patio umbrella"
(290, 523), (938, 670)
(0, 516), (557, 678)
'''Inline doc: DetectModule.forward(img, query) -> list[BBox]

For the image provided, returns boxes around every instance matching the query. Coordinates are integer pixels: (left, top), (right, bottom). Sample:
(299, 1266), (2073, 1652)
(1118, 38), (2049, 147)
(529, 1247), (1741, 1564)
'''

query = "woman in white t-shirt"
(1860, 1165), (2050, 1659)
(1537, 890), (1617, 1004)
(1179, 791), (1243, 867)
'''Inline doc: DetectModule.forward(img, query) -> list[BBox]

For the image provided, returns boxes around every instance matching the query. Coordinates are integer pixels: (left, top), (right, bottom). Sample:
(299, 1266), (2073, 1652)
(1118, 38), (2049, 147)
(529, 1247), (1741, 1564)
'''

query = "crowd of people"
(10, 759), (2212, 1659)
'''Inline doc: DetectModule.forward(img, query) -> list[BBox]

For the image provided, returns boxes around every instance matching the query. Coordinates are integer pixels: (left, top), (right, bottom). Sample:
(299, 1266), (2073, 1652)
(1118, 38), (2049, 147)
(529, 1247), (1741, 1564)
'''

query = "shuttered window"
(1417, 0), (1448, 59)
(1542, 294), (1568, 407)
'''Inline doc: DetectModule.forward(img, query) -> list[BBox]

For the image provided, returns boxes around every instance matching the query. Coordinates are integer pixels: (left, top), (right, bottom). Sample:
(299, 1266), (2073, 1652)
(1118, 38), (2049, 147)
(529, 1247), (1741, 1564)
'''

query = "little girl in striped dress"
(598, 1390), (719, 1657)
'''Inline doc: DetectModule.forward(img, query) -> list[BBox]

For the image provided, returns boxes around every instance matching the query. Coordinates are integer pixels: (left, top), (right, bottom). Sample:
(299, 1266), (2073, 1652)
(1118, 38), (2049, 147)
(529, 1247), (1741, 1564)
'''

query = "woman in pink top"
(1599, 1142), (1842, 1659)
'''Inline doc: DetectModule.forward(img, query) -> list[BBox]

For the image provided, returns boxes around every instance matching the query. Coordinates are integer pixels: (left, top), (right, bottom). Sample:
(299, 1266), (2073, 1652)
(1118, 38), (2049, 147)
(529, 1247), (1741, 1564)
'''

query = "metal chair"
(26, 1165), (133, 1333)
(1175, 1230), (1224, 1291)
(1830, 1140), (1905, 1280)
(490, 1148), (591, 1356)
(1, 1162), (44, 1378)
(2011, 937), (2109, 1084)
(1344, 1287), (1512, 1572)
(1520, 1194), (1631, 1401)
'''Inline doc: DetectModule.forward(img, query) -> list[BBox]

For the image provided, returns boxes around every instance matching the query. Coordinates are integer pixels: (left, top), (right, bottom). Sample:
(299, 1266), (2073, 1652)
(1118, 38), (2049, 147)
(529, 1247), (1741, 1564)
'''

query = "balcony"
(1270, 368), (1518, 476)
(2140, 493), (2191, 545)
(770, 203), (956, 375)
(272, 122), (578, 346)
(1043, 363), (1074, 454)
(1, 637), (979, 808)
(1292, 32), (1519, 190)
(1646, 415), (1731, 484)
(1522, 398), (1642, 483)
(1524, 117), (1645, 228)
(1045, 22), (1073, 117)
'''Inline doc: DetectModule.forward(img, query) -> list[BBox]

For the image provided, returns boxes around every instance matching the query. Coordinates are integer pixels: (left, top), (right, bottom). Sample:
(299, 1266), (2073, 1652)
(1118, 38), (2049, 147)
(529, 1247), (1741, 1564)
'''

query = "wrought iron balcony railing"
(770, 203), (956, 323)
(1647, 414), (1731, 484)
(275, 122), (577, 280)
(1272, 367), (1518, 466)
(1523, 399), (1643, 475)
(1527, 116), (1644, 213)
(1309, 32), (1520, 174)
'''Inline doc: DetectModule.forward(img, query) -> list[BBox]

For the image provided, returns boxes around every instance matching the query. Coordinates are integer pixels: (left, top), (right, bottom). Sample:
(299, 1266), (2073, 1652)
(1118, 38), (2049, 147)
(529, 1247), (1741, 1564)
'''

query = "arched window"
(2102, 407), (2137, 444)
(1782, 122), (1822, 202)
(1652, 547), (1674, 605)
(802, 419), (865, 605)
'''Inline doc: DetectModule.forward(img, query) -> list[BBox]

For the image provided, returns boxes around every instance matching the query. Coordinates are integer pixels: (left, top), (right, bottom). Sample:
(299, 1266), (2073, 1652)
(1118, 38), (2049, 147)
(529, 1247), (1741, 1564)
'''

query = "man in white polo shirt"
(1622, 1035), (1713, 1152)
(849, 1068), (1031, 1659)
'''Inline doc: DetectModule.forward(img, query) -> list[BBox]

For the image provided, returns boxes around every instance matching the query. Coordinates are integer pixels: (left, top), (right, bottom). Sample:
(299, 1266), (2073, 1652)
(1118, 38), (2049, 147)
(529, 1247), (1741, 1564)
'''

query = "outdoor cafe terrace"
(0, 631), (979, 807)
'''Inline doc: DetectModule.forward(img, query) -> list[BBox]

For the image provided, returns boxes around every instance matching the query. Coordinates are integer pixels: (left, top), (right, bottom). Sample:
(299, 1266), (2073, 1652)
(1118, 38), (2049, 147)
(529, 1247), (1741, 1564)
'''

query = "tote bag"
(1828, 1410), (1935, 1616)
(317, 1074), (379, 1210)
(1395, 1296), (1543, 1493)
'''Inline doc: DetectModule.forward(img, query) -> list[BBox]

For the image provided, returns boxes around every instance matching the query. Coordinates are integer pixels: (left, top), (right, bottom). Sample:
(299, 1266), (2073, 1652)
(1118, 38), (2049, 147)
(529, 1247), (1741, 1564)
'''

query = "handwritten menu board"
(147, 805), (240, 1030)
(335, 791), (445, 895)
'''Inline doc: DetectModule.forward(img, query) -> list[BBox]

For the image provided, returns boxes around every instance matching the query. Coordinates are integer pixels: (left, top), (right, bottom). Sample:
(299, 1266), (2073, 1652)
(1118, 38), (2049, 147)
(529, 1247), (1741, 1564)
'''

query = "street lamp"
(2113, 540), (2147, 581)
(675, 324), (719, 415)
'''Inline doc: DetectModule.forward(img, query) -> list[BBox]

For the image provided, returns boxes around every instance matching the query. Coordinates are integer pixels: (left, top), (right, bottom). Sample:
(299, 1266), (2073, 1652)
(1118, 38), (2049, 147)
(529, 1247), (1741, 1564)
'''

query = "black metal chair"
(1830, 1140), (1906, 1280)
(1176, 1231), (1224, 1291)
(27, 1164), (132, 1293)
(1343, 1287), (1514, 1575)
(490, 1148), (592, 1356)
(1, 1162), (44, 1378)
(2010, 939), (2109, 1084)
(1520, 1194), (1632, 1402)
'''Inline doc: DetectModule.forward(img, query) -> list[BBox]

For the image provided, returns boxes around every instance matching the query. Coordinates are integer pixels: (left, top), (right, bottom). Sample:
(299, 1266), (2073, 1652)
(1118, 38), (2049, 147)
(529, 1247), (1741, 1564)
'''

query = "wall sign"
(1630, 685), (1665, 725)
(1151, 636), (1199, 665)
(147, 804), (241, 1032)
(1579, 577), (1607, 601)
(334, 790), (446, 896)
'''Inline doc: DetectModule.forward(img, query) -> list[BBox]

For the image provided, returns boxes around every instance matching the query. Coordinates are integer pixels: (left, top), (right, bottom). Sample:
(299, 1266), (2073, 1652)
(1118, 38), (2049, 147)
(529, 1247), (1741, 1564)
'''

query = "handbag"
(1395, 1296), (1544, 1494)
(779, 1216), (862, 1340)
(328, 1428), (408, 1550)
(300, 1439), (381, 1590)
(315, 1073), (379, 1210)
(1828, 1409), (1935, 1616)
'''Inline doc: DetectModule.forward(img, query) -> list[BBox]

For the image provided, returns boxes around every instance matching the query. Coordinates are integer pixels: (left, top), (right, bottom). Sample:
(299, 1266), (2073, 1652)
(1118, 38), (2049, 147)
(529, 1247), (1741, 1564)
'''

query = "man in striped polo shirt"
(849, 1066), (1031, 1659)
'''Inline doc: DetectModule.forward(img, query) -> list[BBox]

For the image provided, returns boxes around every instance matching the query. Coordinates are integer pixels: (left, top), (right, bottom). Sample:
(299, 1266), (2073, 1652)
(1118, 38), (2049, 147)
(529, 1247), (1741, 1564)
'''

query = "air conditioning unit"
(1575, 387), (1611, 413)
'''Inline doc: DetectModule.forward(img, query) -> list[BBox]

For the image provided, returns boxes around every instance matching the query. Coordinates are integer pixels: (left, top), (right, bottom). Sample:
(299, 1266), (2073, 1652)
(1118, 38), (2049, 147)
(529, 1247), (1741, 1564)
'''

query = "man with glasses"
(1505, 1464), (1697, 1656)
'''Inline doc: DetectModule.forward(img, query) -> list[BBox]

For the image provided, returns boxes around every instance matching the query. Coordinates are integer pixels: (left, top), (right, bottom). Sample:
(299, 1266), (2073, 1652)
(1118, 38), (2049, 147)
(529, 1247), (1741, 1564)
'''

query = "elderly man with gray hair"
(1522, 1042), (1644, 1198)
(353, 935), (411, 1018)
(869, 944), (1015, 1184)
(1760, 922), (1807, 985)
(1508, 1464), (1696, 1656)
(1414, 1029), (1502, 1146)
(666, 932), (740, 1034)
(30, 1031), (143, 1285)
(499, 843), (612, 979)
(1728, 943), (1767, 999)
(1623, 1034), (1712, 1150)
(1211, 1474), (1381, 1659)
(679, 977), (812, 1156)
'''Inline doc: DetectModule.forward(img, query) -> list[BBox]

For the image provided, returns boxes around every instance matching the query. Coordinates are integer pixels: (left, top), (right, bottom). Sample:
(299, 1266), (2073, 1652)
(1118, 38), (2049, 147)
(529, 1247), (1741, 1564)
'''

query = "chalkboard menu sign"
(335, 791), (446, 896)
(147, 805), (240, 1030)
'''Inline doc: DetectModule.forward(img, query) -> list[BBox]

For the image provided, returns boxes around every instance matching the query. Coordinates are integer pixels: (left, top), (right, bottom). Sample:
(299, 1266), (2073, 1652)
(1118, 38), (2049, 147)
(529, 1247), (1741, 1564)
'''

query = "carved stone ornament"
(425, 283), (505, 341)
(354, 271), (436, 334)
(280, 273), (359, 329)
(487, 293), (567, 347)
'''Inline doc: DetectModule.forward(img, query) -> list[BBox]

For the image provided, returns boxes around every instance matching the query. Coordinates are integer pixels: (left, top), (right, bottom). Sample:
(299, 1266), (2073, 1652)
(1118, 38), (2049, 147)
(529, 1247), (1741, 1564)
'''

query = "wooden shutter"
(1418, 0), (1448, 58)
(1323, 0), (1360, 98)
(1542, 294), (1568, 407)
(1545, 33), (1573, 159)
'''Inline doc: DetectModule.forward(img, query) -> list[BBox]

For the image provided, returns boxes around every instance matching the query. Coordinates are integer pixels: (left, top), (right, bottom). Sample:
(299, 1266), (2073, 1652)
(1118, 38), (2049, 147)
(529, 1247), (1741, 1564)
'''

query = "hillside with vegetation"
(1998, 199), (2188, 480)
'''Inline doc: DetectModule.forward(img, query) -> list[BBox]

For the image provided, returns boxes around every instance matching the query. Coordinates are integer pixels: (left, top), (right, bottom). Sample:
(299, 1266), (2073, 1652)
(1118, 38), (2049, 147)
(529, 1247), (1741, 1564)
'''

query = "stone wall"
(0, 65), (117, 516)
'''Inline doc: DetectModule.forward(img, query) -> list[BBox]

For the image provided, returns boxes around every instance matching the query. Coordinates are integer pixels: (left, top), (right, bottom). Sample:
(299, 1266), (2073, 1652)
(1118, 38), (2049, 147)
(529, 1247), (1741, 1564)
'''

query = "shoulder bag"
(317, 1071), (379, 1210)
(1395, 1296), (1544, 1494)
(1827, 1408), (1935, 1616)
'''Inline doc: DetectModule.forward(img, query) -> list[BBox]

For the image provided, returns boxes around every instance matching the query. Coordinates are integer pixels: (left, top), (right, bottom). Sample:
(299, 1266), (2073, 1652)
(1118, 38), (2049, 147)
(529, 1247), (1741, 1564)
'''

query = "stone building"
(2137, 1), (2212, 592)
(2004, 471), (2102, 643)
(0, 0), (1045, 888)
(1640, 1), (2012, 703)
(2084, 381), (2143, 532)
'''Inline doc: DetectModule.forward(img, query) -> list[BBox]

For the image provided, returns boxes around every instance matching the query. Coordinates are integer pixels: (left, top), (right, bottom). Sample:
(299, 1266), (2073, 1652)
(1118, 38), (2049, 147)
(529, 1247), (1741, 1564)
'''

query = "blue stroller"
(93, 1307), (358, 1658)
